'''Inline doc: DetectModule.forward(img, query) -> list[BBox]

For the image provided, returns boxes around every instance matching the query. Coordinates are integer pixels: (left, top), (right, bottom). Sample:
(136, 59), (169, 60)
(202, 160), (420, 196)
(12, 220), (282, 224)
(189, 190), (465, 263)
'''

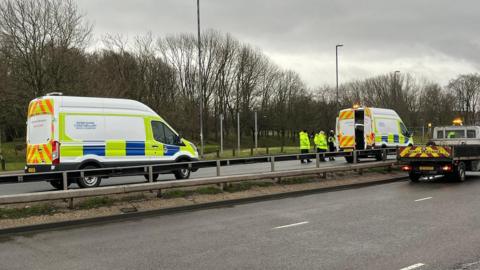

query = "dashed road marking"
(399, 263), (425, 270)
(415, 197), (432, 202)
(273, 221), (309, 229)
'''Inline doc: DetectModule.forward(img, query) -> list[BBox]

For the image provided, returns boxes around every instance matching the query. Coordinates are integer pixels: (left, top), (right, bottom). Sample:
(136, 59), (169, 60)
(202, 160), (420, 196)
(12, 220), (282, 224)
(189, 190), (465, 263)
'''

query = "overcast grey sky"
(77, 0), (480, 88)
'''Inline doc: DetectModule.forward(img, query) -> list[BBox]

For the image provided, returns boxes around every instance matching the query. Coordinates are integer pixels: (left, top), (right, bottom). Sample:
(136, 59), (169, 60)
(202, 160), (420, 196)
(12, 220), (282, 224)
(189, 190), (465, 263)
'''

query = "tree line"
(1, 0), (480, 148)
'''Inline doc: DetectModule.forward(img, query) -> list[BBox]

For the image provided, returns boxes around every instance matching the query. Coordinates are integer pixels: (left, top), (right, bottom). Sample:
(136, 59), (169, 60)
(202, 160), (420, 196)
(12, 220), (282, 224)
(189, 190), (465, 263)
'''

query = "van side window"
(151, 121), (166, 143)
(436, 130), (444, 139)
(163, 124), (177, 145)
(151, 121), (178, 145)
(467, 129), (476, 138)
(400, 122), (409, 136)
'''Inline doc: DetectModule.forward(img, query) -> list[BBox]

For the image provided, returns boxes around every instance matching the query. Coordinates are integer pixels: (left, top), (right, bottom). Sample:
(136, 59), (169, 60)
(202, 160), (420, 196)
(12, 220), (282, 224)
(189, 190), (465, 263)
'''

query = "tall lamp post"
(196, 0), (204, 157)
(394, 70), (400, 100)
(336, 44), (343, 112)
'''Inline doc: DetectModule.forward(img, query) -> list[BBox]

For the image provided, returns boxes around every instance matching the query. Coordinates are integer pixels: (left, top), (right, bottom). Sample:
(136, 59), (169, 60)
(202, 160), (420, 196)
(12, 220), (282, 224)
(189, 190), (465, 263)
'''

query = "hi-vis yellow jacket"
(314, 133), (328, 150)
(299, 131), (310, 150)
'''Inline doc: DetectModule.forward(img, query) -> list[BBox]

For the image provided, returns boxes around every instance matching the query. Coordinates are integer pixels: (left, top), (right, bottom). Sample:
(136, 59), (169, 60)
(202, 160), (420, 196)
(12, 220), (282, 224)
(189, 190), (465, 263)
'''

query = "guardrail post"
(382, 149), (387, 161)
(271, 156), (275, 172)
(216, 160), (221, 176)
(148, 166), (153, 182)
(216, 150), (220, 158)
(62, 171), (68, 190)
(266, 146), (269, 154)
(232, 148), (236, 157)
(250, 147), (254, 156)
(353, 150), (358, 164)
(316, 153), (320, 168)
(0, 156), (5, 171)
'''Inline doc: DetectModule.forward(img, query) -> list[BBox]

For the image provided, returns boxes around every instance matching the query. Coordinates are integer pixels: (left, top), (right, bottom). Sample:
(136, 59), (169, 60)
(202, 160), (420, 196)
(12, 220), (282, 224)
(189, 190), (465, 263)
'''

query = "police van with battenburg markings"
(25, 93), (199, 189)
(336, 105), (413, 162)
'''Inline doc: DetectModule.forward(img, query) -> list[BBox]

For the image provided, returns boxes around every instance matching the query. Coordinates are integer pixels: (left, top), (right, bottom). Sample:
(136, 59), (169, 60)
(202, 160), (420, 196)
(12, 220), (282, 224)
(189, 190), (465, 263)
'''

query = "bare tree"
(448, 74), (480, 124)
(0, 0), (92, 96)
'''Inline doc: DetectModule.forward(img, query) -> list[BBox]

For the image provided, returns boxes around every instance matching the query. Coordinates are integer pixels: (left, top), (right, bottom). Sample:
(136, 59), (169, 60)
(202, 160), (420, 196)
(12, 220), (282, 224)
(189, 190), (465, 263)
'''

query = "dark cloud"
(77, 0), (480, 86)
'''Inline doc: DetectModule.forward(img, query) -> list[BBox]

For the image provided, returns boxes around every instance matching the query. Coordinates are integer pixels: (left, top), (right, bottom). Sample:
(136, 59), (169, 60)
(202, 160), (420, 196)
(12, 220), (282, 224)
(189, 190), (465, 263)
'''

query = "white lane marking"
(399, 263), (425, 270)
(415, 197), (432, 202)
(273, 221), (309, 229)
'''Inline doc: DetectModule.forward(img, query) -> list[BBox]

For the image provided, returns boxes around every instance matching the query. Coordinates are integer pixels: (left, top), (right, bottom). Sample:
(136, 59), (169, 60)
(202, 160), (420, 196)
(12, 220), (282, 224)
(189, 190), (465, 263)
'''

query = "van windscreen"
(27, 114), (52, 144)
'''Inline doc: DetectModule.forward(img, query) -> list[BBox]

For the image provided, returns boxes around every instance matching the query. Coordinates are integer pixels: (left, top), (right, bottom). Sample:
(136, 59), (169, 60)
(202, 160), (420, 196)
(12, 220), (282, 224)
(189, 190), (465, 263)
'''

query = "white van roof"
(38, 95), (158, 116)
(340, 107), (400, 118)
(369, 108), (400, 118)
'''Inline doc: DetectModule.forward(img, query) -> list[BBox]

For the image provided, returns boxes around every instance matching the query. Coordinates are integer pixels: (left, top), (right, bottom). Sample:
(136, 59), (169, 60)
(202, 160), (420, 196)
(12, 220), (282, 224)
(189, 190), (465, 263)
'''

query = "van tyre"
(50, 180), (71, 190)
(409, 172), (421, 182)
(174, 168), (190, 180)
(375, 150), (386, 161)
(345, 156), (354, 163)
(77, 165), (102, 188)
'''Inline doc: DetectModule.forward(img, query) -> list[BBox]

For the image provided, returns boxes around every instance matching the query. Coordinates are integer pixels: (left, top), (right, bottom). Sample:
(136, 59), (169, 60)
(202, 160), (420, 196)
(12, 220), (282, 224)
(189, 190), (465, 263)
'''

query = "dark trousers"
(317, 148), (326, 161)
(301, 149), (311, 163)
(328, 143), (336, 160)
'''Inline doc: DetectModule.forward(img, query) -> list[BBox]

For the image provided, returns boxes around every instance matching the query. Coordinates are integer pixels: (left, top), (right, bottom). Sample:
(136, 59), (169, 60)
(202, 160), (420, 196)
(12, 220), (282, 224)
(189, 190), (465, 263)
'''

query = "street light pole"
(254, 111), (258, 152)
(237, 112), (241, 154)
(196, 0), (204, 157)
(336, 44), (343, 112)
(394, 70), (400, 100)
(220, 113), (224, 154)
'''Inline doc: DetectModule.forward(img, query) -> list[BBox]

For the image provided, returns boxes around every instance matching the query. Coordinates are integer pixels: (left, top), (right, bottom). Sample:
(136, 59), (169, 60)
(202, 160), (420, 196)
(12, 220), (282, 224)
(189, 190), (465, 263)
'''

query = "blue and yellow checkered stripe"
(60, 140), (181, 157)
(374, 134), (410, 144)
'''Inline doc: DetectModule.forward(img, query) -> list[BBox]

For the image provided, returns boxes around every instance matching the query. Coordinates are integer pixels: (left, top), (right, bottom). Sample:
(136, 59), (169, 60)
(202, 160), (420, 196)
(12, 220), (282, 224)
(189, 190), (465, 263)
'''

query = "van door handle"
(152, 145), (159, 148)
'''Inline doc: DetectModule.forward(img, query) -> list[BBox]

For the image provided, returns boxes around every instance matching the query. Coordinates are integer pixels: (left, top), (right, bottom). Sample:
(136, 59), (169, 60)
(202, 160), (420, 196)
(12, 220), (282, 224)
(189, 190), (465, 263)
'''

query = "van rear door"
(337, 109), (355, 149)
(26, 99), (54, 166)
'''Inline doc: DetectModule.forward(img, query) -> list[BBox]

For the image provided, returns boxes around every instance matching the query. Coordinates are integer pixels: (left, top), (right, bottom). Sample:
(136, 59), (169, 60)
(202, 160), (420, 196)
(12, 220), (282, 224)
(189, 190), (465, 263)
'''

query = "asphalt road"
(0, 155), (390, 195)
(2, 173), (480, 269)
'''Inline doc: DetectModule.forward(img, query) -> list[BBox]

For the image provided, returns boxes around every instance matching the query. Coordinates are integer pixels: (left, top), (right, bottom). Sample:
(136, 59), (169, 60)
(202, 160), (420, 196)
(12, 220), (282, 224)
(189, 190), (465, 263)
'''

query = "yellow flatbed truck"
(398, 124), (480, 182)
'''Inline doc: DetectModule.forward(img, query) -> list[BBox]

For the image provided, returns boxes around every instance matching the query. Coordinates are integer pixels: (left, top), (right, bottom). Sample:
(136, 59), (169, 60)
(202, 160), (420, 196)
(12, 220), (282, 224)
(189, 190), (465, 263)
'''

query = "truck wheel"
(174, 168), (190, 180)
(456, 162), (466, 182)
(76, 165), (102, 188)
(144, 174), (159, 181)
(409, 172), (421, 182)
(49, 180), (71, 190)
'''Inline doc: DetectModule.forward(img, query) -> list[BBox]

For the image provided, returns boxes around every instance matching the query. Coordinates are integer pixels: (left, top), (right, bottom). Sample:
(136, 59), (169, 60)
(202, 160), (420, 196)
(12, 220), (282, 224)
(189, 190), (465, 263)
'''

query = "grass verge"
(0, 204), (56, 219)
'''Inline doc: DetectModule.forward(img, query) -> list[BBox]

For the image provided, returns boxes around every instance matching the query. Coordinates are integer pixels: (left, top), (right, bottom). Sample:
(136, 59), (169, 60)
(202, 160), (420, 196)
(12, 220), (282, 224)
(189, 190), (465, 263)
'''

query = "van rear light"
(52, 140), (60, 165)
(401, 165), (412, 171)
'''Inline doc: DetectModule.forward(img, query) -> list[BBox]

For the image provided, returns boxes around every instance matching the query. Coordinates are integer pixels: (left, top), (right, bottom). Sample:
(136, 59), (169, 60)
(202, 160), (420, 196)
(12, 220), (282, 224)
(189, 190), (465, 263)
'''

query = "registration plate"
(27, 167), (36, 173)
(419, 166), (434, 171)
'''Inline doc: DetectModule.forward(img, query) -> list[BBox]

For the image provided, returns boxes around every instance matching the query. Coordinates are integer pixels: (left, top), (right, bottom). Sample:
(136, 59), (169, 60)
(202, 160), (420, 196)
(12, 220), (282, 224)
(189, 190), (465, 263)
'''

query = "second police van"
(336, 106), (413, 162)
(25, 94), (199, 189)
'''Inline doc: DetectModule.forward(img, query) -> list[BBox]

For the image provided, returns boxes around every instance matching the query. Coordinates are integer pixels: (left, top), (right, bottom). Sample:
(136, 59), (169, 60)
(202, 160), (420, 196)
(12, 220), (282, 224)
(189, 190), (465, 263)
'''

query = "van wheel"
(174, 168), (190, 180)
(50, 180), (70, 190)
(144, 174), (159, 181)
(375, 150), (386, 161)
(345, 156), (354, 163)
(77, 165), (102, 188)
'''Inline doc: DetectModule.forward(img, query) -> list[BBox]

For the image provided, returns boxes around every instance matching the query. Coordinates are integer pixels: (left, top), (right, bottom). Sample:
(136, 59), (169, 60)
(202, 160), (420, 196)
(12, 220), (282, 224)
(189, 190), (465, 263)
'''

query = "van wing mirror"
(175, 135), (183, 145)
